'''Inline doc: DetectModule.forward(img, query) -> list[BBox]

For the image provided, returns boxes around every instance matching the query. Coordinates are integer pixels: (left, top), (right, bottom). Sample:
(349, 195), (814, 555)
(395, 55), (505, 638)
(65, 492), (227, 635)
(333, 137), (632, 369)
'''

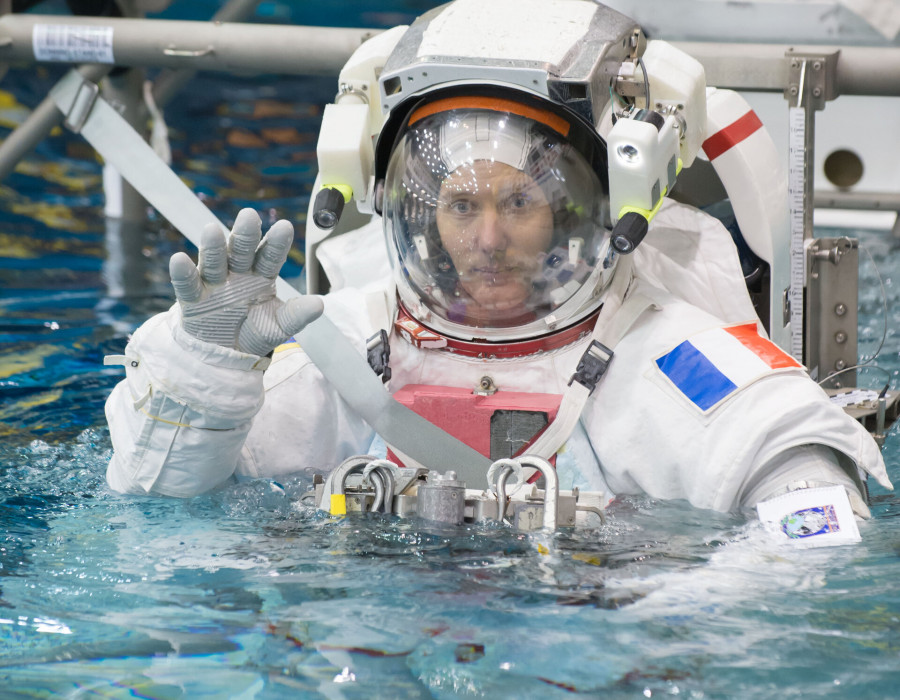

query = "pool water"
(2, 10), (900, 700)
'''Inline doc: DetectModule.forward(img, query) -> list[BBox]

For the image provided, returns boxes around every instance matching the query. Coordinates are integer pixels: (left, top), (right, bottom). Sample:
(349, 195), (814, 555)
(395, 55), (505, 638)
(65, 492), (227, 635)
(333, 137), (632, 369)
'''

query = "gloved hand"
(169, 208), (324, 356)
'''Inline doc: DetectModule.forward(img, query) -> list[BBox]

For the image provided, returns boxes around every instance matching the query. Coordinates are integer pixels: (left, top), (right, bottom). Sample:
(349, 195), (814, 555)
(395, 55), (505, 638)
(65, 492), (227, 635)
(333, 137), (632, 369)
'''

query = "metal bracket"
(62, 78), (100, 134)
(568, 340), (614, 394)
(785, 50), (840, 110)
(806, 236), (859, 387)
(614, 75), (644, 99)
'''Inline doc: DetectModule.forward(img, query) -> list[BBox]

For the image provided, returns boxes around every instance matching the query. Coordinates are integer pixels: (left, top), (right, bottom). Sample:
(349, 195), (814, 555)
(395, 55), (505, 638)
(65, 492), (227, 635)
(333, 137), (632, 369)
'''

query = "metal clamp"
(366, 329), (391, 383)
(489, 456), (560, 531)
(568, 340), (614, 394)
(487, 458), (526, 522)
(62, 78), (100, 134)
(362, 459), (400, 513)
(332, 455), (399, 513)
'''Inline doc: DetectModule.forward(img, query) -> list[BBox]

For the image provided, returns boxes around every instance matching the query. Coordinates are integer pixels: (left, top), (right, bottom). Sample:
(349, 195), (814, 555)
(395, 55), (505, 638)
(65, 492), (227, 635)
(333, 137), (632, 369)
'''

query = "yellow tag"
(330, 494), (347, 516)
(617, 184), (668, 223)
(273, 340), (302, 354)
(572, 552), (606, 567)
(322, 183), (353, 203)
(536, 543), (549, 555)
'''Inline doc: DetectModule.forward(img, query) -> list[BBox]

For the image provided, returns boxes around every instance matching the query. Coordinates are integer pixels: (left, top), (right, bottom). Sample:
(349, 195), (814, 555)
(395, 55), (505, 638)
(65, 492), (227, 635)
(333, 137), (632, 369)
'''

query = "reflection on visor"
(383, 106), (614, 341)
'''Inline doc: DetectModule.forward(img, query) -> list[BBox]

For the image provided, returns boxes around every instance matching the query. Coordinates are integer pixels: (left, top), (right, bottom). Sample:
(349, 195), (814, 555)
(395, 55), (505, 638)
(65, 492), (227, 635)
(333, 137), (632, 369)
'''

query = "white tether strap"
(527, 256), (657, 460)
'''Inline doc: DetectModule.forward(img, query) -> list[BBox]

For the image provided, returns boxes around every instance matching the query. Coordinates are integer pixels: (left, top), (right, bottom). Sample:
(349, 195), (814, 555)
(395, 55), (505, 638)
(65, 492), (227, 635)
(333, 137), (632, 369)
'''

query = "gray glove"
(169, 208), (324, 356)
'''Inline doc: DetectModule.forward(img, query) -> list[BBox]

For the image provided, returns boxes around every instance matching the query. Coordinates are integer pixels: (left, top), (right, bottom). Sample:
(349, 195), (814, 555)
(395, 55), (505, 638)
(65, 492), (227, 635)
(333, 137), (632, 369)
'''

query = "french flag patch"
(655, 323), (803, 412)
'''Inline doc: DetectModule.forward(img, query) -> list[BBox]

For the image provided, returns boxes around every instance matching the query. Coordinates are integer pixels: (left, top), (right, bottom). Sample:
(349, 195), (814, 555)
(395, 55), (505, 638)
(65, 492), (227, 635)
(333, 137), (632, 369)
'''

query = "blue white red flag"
(655, 323), (803, 412)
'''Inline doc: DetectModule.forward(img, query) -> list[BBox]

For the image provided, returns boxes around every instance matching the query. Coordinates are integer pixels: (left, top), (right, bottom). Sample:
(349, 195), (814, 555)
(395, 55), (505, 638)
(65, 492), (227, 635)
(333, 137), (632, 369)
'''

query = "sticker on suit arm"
(653, 322), (803, 414)
(756, 485), (861, 547)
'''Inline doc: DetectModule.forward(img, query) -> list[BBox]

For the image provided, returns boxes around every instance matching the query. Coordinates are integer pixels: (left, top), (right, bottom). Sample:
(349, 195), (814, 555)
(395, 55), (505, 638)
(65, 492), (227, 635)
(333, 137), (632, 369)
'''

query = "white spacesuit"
(105, 0), (890, 534)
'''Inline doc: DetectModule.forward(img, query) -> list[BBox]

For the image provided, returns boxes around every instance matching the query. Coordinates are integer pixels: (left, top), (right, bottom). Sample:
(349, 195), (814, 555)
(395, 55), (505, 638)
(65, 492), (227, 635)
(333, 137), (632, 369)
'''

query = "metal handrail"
(1, 15), (899, 96)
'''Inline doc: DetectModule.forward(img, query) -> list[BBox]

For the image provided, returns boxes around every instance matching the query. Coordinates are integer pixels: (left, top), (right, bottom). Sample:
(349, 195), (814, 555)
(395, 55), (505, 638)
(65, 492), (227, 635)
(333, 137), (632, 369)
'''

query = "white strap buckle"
(63, 77), (100, 134)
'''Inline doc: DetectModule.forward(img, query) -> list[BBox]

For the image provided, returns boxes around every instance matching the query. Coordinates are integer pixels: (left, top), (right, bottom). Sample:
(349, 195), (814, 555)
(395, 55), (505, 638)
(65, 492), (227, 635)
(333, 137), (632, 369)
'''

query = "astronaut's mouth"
(469, 266), (520, 284)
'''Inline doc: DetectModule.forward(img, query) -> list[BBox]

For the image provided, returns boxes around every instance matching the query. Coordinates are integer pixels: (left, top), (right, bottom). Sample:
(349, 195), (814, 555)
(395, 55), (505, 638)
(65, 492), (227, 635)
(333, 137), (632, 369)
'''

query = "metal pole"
(4, 17), (899, 95)
(0, 63), (112, 182)
(0, 15), (377, 76)
(814, 191), (900, 212)
(672, 41), (900, 96)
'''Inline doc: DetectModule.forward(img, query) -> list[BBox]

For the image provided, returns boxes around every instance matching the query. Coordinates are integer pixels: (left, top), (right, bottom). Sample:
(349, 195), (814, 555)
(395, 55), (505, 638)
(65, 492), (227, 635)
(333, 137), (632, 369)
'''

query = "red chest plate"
(386, 384), (562, 467)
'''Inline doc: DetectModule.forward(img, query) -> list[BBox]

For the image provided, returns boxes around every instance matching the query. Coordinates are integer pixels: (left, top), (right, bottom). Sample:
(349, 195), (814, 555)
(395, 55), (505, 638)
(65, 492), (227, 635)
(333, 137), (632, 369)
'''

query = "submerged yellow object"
(8, 200), (91, 231)
(0, 345), (59, 380)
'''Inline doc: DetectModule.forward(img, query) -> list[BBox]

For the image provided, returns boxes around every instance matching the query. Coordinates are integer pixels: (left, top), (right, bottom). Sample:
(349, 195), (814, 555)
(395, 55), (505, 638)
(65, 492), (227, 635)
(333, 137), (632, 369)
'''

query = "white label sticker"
(33, 24), (114, 64)
(757, 485), (861, 547)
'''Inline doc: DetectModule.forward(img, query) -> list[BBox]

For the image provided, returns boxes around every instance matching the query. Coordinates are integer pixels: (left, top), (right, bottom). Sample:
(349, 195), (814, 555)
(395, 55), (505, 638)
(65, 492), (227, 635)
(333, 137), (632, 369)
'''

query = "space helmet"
(381, 94), (616, 341)
(372, 0), (642, 343)
(317, 0), (706, 344)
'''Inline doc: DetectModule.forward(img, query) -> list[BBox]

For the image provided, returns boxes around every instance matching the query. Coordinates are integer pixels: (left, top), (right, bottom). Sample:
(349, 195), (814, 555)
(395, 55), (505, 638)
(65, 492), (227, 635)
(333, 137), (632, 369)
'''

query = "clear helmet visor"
(383, 102), (616, 341)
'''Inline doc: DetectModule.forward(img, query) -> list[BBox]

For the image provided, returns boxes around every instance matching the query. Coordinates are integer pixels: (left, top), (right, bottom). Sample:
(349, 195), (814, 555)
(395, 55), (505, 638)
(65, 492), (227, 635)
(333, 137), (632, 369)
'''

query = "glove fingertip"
(278, 295), (325, 336)
(200, 223), (228, 285)
(228, 209), (263, 273)
(201, 222), (227, 246)
(232, 208), (263, 236)
(169, 252), (203, 303)
(254, 221), (295, 278)
(267, 219), (294, 239)
(169, 251), (194, 277)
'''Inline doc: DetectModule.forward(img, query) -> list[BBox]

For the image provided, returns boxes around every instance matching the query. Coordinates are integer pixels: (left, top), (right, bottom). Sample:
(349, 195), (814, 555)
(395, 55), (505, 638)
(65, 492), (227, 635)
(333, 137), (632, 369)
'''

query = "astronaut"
(104, 0), (891, 530)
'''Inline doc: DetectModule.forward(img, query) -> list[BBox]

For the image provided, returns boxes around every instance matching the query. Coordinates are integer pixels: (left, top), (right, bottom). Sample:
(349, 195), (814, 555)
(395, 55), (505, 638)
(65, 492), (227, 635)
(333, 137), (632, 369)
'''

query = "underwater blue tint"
(2, 2), (900, 698)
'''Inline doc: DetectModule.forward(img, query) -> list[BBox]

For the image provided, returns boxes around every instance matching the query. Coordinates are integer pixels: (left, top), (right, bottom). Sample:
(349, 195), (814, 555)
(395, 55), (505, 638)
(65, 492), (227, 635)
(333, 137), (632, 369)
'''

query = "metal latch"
(366, 329), (391, 383)
(811, 236), (854, 266)
(63, 78), (100, 134)
(568, 340), (614, 394)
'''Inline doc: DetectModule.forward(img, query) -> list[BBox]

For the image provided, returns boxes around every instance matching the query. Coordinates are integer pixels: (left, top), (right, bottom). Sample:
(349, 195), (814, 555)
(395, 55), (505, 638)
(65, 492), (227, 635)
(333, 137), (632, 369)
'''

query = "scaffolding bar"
(0, 15), (377, 77)
(673, 41), (900, 96)
(2, 16), (900, 96)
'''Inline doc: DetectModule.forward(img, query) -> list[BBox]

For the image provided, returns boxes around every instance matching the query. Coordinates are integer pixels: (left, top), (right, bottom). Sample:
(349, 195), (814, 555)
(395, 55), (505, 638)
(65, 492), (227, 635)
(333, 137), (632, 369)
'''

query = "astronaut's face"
(383, 104), (614, 341)
(435, 160), (553, 322)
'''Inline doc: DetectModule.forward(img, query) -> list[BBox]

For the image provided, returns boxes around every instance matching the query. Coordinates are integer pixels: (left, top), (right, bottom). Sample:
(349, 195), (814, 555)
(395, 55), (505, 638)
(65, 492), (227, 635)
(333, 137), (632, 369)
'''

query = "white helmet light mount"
(606, 40), (708, 254)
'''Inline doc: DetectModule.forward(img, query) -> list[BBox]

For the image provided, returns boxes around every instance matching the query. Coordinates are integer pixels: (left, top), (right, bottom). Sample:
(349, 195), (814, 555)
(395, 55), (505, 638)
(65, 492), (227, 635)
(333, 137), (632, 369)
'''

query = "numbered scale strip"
(788, 104), (807, 365)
